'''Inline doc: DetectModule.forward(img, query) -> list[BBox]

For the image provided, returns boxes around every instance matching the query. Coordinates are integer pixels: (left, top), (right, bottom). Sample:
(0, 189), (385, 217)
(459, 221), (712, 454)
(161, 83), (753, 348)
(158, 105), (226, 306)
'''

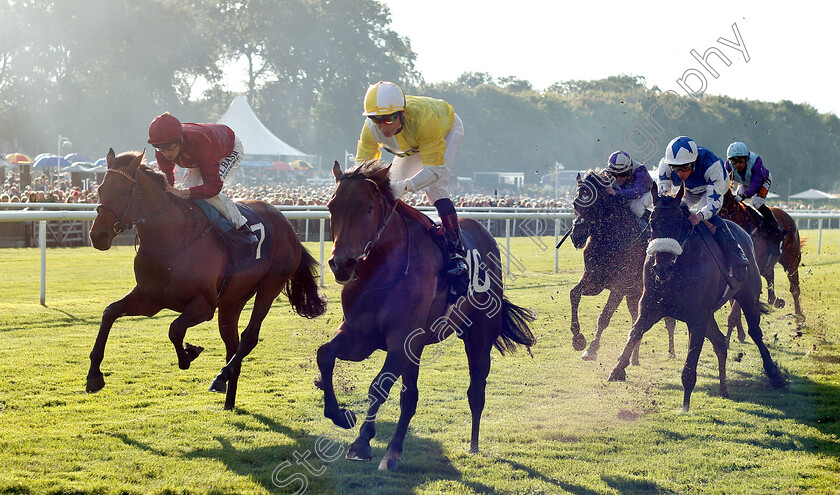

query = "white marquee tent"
(216, 95), (317, 166)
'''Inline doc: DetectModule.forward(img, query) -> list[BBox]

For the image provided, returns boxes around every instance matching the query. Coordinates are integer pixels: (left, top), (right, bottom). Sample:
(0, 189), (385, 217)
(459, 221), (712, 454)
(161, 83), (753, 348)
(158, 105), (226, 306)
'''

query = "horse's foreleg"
(168, 299), (215, 370)
(681, 318), (709, 412)
(345, 351), (407, 465)
(380, 362), (421, 471)
(316, 326), (375, 430)
(786, 267), (804, 321)
(87, 287), (161, 393)
(584, 290), (623, 362)
(569, 282), (587, 351)
(741, 301), (786, 389)
(608, 303), (660, 382)
(704, 318), (729, 399)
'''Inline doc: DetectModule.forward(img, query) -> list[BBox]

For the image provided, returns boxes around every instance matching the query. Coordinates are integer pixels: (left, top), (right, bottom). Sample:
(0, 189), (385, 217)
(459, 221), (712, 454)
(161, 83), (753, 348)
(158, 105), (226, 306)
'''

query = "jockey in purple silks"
(723, 141), (786, 255)
(603, 150), (653, 227)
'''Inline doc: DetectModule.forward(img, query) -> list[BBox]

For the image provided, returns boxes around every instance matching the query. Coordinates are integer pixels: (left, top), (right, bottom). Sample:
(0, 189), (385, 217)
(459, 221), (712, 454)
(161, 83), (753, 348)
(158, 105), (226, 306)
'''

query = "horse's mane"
(111, 150), (168, 190)
(338, 160), (396, 204)
(582, 168), (615, 189)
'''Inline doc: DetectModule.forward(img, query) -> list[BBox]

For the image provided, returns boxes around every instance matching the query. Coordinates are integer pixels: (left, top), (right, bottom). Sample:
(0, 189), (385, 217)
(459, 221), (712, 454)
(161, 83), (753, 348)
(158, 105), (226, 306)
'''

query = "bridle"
(97, 167), (174, 236)
(334, 177), (400, 262)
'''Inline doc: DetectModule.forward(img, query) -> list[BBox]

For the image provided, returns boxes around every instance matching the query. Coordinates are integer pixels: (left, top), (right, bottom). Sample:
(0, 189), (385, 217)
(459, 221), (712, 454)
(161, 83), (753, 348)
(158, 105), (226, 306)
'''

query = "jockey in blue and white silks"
(656, 136), (749, 281)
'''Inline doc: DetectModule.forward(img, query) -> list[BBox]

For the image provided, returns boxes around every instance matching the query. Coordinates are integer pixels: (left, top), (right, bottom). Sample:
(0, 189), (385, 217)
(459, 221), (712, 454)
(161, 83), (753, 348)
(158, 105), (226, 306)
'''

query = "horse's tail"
(495, 297), (537, 355)
(285, 246), (327, 319)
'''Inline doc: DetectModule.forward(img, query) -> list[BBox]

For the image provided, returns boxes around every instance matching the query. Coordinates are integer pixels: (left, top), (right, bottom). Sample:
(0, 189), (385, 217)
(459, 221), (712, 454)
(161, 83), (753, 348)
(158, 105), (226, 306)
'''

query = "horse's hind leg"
(168, 298), (215, 370)
(87, 287), (162, 393)
(211, 289), (279, 409)
(583, 290), (623, 362)
(462, 322), (495, 455)
(726, 301), (746, 344)
(210, 299), (247, 410)
(704, 318), (729, 399)
(741, 300), (786, 389)
(664, 317), (677, 359)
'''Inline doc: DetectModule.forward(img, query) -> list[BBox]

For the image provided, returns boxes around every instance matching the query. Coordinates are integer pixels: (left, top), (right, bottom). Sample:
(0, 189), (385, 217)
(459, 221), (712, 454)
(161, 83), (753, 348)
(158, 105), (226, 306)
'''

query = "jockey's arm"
(740, 155), (767, 198)
(697, 160), (728, 221)
(656, 158), (675, 196)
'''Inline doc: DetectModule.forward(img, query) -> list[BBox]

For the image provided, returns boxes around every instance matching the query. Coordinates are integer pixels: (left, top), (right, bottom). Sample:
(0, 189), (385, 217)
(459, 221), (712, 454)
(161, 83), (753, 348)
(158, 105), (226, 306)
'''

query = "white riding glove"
(390, 180), (410, 199)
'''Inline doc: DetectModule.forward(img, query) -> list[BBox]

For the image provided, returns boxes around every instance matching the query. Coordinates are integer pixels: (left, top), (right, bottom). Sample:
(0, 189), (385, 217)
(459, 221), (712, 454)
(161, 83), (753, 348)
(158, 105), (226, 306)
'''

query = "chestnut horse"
(609, 184), (785, 411)
(718, 190), (804, 341)
(568, 170), (676, 363)
(317, 161), (536, 471)
(88, 149), (326, 410)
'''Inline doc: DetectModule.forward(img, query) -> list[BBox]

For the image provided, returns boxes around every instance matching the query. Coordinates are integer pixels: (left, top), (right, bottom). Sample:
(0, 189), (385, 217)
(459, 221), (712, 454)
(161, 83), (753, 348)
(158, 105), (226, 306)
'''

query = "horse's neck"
(134, 179), (190, 250)
(595, 200), (636, 240)
(363, 210), (413, 276)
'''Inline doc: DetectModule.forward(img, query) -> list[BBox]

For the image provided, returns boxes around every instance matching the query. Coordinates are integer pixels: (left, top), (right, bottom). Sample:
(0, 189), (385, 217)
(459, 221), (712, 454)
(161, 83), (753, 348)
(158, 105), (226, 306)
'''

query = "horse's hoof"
(581, 350), (597, 361)
(608, 368), (626, 382)
(179, 343), (204, 370)
(774, 298), (786, 309)
(209, 378), (227, 393)
(346, 442), (372, 462)
(86, 374), (105, 393)
(669, 352), (677, 359)
(572, 334), (587, 352)
(378, 451), (400, 471)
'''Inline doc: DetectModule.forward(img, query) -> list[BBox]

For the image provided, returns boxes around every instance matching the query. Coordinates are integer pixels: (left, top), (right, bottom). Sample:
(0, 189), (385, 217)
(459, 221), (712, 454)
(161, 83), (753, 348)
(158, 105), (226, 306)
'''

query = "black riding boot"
(435, 199), (470, 296)
(757, 204), (785, 255)
(712, 219), (749, 282)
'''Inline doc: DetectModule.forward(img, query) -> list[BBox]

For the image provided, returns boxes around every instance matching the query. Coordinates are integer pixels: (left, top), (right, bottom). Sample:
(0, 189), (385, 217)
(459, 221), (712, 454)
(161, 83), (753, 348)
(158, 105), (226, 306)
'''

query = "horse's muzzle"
(652, 254), (676, 283)
(329, 255), (358, 285)
(89, 229), (115, 251)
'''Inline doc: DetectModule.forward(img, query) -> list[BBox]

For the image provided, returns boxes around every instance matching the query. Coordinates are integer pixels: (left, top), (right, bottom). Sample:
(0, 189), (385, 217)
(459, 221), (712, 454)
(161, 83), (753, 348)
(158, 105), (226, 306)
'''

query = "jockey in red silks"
(355, 81), (469, 295)
(148, 112), (256, 245)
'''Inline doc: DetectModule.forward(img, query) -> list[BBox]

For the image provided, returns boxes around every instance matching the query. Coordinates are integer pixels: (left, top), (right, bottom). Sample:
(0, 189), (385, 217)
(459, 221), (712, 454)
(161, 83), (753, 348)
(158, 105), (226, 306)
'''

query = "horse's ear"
(676, 183), (685, 202)
(106, 148), (116, 168)
(128, 151), (143, 170)
(576, 172), (581, 182)
(332, 161), (342, 181)
(372, 163), (392, 182)
(650, 180), (659, 201)
(139, 149), (146, 164)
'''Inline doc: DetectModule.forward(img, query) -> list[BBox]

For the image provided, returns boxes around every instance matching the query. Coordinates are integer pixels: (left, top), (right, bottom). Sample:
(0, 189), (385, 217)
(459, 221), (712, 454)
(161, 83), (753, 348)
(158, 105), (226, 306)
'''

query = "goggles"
(369, 113), (400, 125)
(670, 163), (694, 173)
(729, 156), (747, 164)
(153, 141), (179, 152)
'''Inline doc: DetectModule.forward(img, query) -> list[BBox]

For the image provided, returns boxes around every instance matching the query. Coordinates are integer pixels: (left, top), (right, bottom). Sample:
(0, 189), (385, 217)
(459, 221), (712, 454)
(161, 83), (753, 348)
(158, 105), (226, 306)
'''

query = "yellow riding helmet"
(362, 81), (405, 116)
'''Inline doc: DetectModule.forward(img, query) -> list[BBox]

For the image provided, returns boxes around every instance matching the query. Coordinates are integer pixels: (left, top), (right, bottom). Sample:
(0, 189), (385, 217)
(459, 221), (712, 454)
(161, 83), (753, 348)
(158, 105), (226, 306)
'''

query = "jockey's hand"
(733, 194), (744, 202)
(605, 187), (616, 196)
(390, 180), (409, 199)
(166, 185), (190, 200)
(687, 213), (701, 226)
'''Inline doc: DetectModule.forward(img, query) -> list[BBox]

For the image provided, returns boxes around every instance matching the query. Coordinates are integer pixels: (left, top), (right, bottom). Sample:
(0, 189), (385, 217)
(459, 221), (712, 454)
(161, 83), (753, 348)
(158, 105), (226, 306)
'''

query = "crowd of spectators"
(1, 167), (836, 211)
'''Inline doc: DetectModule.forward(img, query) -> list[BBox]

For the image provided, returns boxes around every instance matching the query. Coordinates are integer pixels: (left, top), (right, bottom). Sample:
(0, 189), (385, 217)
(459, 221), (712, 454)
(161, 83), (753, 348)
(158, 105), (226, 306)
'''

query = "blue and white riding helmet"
(726, 141), (749, 159)
(606, 150), (634, 174)
(664, 136), (698, 166)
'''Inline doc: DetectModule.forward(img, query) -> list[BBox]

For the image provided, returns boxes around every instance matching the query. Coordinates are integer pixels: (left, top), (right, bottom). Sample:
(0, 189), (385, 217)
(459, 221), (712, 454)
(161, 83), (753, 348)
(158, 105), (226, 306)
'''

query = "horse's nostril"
(328, 259), (337, 272)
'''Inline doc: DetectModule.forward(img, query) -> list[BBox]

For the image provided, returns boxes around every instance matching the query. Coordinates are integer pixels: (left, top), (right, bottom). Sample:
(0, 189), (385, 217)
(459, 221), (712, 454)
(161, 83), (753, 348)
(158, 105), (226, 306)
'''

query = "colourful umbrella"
(290, 159), (313, 170)
(5, 153), (32, 165)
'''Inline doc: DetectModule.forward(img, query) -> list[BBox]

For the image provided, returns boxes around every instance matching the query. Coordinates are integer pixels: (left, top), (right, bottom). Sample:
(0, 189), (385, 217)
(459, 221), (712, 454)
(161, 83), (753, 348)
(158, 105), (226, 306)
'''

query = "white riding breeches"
(389, 113), (464, 203)
(630, 191), (652, 218)
(181, 137), (247, 228)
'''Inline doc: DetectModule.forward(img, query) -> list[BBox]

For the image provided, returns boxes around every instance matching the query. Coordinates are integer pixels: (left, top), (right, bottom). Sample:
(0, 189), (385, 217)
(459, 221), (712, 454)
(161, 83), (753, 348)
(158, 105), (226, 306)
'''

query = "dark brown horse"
(609, 184), (785, 411)
(87, 149), (326, 410)
(317, 160), (536, 471)
(569, 171), (676, 363)
(718, 190), (804, 341)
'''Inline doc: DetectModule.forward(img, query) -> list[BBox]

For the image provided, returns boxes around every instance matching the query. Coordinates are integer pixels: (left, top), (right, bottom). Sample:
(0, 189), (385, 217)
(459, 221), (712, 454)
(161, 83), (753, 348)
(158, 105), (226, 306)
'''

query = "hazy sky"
(381, 0), (838, 116)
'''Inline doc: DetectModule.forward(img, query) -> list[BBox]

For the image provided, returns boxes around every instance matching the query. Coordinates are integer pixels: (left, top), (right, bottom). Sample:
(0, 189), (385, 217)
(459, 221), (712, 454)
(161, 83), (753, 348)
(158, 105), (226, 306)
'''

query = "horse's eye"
(367, 204), (374, 215)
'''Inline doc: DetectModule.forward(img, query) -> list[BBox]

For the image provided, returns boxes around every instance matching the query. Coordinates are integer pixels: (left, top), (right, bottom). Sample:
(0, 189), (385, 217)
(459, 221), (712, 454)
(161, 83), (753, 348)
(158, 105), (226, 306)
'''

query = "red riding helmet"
(147, 112), (183, 145)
